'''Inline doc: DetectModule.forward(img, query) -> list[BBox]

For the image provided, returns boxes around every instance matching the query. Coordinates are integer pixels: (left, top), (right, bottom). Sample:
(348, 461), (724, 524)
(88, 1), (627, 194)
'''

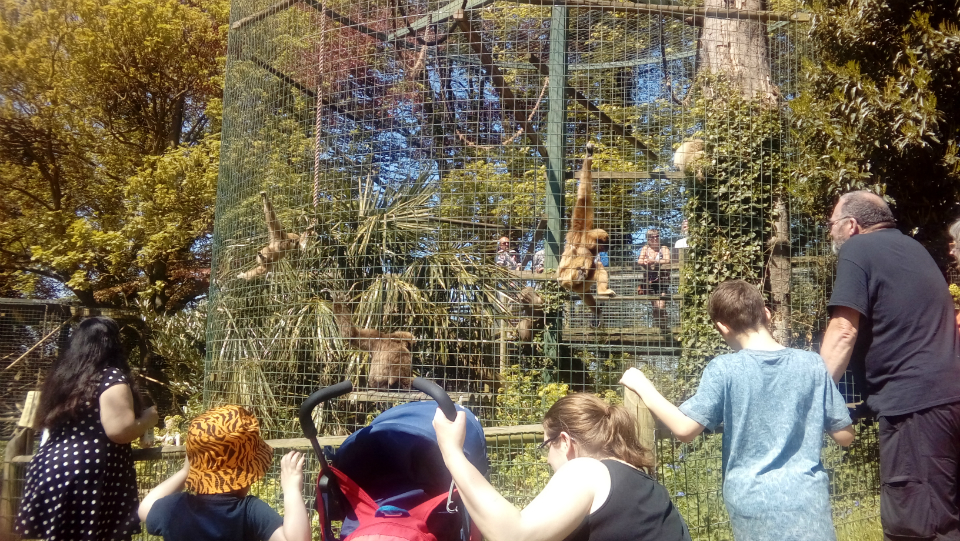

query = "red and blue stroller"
(299, 378), (487, 541)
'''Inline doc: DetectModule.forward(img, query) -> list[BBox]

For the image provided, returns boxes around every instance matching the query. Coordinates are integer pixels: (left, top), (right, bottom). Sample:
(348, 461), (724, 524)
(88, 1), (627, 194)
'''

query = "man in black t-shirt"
(822, 191), (960, 541)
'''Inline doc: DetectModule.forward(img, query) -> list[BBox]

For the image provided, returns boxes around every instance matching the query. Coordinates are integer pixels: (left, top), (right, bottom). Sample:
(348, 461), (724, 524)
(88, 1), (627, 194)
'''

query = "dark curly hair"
(37, 317), (142, 430)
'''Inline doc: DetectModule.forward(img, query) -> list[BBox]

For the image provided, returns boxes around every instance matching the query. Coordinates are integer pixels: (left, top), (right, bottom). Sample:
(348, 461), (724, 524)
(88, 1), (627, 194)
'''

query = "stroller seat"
(301, 380), (488, 541)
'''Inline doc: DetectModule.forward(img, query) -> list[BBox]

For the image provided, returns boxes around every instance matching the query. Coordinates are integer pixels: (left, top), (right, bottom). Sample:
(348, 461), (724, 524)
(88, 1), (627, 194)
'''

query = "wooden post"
(0, 392), (39, 540)
(768, 196), (791, 345)
(623, 387), (657, 464)
(499, 319), (509, 374)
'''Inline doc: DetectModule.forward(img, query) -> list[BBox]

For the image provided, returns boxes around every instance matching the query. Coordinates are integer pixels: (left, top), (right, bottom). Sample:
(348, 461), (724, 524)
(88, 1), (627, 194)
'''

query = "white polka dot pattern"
(15, 367), (141, 541)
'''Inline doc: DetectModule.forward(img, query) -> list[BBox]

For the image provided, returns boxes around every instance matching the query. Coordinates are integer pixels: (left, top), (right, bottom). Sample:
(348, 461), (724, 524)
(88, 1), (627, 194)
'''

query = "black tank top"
(564, 460), (691, 541)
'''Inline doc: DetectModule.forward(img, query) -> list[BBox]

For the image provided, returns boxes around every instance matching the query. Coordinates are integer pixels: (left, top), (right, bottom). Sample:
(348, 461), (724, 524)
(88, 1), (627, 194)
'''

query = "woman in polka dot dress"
(16, 317), (159, 541)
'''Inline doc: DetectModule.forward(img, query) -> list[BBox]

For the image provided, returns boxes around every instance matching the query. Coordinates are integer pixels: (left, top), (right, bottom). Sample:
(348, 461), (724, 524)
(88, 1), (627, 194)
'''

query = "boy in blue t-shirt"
(621, 279), (854, 541)
(138, 405), (311, 541)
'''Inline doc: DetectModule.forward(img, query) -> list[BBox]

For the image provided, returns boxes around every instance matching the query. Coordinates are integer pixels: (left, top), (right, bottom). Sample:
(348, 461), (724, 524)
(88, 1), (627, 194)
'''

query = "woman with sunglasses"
(433, 393), (690, 541)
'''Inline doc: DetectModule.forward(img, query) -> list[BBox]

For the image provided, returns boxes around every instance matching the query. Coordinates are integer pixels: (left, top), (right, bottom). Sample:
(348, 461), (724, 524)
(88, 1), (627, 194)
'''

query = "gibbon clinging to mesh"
(556, 142), (616, 316)
(329, 289), (415, 390)
(516, 286), (545, 342)
(237, 192), (310, 280)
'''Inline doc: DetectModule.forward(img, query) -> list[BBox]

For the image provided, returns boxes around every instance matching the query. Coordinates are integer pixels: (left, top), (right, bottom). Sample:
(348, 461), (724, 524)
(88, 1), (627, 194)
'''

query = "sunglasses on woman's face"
(537, 435), (559, 456)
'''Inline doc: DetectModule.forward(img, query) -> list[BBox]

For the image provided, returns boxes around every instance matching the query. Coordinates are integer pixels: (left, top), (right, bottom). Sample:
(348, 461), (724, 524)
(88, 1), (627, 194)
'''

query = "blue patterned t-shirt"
(679, 348), (852, 541)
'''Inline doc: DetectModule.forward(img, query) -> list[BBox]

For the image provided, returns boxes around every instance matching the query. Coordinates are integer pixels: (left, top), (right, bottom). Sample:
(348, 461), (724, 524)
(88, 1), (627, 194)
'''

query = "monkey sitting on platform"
(556, 142), (617, 317)
(329, 289), (415, 390)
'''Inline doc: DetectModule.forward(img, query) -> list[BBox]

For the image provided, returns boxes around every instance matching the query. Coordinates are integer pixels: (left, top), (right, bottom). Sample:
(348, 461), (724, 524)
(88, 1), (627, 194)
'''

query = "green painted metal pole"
(544, 5), (568, 268)
(544, 4), (568, 364)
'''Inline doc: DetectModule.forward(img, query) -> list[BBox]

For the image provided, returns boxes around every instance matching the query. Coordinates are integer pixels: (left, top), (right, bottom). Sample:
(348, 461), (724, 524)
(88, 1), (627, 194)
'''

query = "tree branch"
(0, 264), (68, 284)
(0, 181), (54, 210)
(528, 53), (658, 159)
(454, 13), (548, 157)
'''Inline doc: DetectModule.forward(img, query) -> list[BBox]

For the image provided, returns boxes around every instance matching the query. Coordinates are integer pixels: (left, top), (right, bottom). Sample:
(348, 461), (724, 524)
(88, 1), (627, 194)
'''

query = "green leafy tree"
(793, 0), (960, 263)
(0, 0), (228, 311)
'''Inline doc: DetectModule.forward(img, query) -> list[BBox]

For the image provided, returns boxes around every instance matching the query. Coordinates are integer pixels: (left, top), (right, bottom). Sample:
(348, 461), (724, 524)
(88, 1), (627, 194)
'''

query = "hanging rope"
(313, 0), (329, 209)
(456, 76), (549, 149)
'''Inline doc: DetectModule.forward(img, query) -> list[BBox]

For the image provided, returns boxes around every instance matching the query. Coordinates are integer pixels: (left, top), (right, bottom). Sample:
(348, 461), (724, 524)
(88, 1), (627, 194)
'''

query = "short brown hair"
(542, 393), (655, 474)
(708, 279), (766, 333)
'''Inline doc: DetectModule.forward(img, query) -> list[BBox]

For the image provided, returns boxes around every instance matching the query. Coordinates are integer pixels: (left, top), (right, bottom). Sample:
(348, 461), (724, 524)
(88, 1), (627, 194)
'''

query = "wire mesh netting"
(0, 301), (71, 441)
(191, 0), (886, 538)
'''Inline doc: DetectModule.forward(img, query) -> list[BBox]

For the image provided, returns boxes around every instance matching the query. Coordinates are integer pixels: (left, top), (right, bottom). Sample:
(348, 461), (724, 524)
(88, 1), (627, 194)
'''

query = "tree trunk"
(768, 196), (791, 345)
(700, 0), (777, 103)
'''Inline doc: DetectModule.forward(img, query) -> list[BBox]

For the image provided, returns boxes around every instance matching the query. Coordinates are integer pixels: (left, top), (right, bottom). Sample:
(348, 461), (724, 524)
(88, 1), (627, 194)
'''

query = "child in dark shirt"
(138, 405), (310, 541)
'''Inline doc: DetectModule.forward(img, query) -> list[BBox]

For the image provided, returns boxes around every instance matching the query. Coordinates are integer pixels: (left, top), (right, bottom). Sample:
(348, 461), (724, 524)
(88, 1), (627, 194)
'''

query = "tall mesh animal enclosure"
(0, 301), (71, 441)
(209, 0), (880, 537)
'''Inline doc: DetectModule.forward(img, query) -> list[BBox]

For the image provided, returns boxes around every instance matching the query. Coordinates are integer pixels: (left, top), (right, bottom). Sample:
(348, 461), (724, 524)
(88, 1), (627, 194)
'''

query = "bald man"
(822, 191), (960, 541)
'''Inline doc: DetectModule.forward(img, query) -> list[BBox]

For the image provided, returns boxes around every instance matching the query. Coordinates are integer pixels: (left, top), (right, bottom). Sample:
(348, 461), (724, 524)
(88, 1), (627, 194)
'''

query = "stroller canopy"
(334, 402), (487, 501)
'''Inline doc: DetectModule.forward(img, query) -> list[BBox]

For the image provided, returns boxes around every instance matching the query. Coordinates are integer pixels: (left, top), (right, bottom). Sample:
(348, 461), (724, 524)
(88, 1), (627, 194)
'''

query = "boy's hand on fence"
(280, 451), (305, 493)
(620, 367), (654, 396)
(433, 408), (467, 456)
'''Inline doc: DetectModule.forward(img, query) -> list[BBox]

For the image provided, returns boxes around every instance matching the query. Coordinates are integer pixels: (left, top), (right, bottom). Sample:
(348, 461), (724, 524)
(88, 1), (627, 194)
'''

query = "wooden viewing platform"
(562, 325), (681, 346)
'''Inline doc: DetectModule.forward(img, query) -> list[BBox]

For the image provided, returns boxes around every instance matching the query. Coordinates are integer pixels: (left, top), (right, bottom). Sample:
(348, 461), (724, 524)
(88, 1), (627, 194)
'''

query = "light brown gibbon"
(673, 139), (705, 177)
(557, 142), (616, 316)
(330, 289), (415, 390)
(237, 192), (311, 280)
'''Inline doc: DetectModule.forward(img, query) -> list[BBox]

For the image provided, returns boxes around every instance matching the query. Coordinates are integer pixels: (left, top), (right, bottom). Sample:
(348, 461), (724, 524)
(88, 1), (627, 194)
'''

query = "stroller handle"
(413, 377), (457, 421)
(299, 380), (353, 439)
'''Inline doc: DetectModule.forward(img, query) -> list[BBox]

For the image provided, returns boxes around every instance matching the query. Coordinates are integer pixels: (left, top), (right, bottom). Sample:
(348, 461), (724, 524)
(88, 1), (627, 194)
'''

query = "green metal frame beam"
(529, 53), (657, 159)
(384, 0), (498, 41)
(518, 0), (811, 23)
(446, 50), (697, 72)
(544, 5), (568, 270)
(232, 0), (808, 34)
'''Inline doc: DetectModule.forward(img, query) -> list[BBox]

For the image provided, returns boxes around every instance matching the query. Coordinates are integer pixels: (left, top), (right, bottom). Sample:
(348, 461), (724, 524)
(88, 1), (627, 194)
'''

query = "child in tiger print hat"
(138, 405), (311, 541)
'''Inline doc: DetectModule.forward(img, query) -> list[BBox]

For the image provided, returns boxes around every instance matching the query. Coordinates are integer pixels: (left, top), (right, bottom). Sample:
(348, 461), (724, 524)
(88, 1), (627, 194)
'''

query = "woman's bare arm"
(434, 410), (600, 541)
(100, 384), (158, 444)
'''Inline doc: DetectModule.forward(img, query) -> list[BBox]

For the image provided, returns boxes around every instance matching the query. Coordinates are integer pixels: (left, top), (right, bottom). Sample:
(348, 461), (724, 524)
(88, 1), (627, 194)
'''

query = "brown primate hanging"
(557, 142), (616, 317)
(237, 192), (311, 280)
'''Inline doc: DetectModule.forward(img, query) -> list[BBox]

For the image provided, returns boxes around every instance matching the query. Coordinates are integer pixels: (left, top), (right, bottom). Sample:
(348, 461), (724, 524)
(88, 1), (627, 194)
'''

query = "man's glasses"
(537, 436), (559, 456)
(825, 216), (851, 228)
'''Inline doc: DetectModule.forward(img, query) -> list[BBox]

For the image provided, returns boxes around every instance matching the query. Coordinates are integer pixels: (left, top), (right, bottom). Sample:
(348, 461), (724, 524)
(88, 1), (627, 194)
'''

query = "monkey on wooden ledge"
(237, 191), (312, 280)
(328, 288), (415, 390)
(557, 142), (617, 318)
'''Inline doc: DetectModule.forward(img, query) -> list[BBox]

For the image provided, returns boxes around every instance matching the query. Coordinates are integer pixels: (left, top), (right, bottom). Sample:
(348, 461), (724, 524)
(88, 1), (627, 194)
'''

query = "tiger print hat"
(185, 405), (273, 495)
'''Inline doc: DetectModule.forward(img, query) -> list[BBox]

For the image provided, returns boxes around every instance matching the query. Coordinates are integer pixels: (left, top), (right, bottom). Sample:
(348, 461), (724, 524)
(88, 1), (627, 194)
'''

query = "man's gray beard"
(831, 238), (845, 255)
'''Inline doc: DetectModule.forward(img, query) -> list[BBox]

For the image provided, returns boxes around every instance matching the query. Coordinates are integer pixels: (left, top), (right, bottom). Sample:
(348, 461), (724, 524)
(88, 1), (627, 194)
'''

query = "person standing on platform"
(496, 236), (521, 271)
(674, 220), (689, 249)
(637, 228), (671, 326)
